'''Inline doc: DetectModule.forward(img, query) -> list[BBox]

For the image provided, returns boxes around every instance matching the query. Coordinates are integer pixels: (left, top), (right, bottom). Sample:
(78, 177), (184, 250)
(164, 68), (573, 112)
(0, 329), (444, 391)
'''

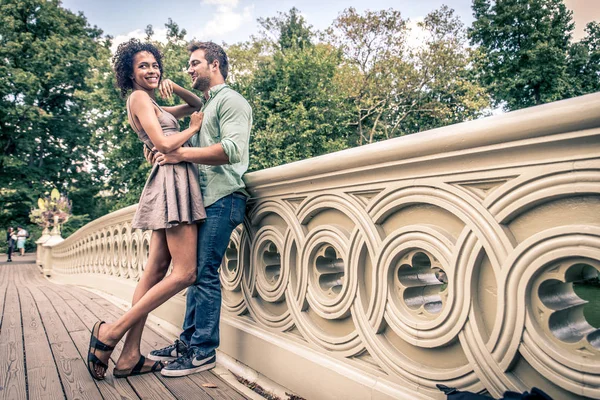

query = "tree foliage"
(241, 9), (352, 170)
(0, 0), (107, 238)
(469, 0), (599, 110)
(325, 6), (489, 145)
(567, 21), (600, 96)
(3, 1), (595, 240)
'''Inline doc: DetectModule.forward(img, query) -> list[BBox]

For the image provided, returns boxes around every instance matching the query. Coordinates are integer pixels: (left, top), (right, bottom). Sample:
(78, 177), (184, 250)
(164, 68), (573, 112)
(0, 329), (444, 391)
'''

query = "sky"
(60, 0), (475, 48)
(60, 0), (599, 50)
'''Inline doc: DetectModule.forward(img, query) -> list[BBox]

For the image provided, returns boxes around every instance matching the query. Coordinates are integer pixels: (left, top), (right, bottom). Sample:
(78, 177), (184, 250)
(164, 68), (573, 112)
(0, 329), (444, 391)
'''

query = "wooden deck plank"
(188, 371), (248, 400)
(15, 267), (64, 400)
(39, 282), (150, 400)
(70, 287), (246, 400)
(37, 287), (86, 334)
(52, 286), (177, 400)
(72, 286), (249, 400)
(69, 330), (140, 400)
(67, 288), (173, 350)
(0, 266), (9, 331)
(0, 264), (250, 400)
(35, 283), (141, 400)
(154, 374), (213, 400)
(0, 267), (27, 400)
(26, 281), (103, 400)
(69, 287), (247, 400)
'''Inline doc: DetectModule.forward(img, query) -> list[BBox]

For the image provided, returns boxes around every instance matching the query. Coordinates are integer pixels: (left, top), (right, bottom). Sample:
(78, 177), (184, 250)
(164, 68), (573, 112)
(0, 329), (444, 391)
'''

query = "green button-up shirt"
(189, 83), (252, 207)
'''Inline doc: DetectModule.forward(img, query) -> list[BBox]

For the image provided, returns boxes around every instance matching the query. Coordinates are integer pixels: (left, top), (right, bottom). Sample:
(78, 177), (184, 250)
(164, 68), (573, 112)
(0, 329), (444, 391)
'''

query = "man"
(6, 227), (15, 262)
(146, 41), (252, 377)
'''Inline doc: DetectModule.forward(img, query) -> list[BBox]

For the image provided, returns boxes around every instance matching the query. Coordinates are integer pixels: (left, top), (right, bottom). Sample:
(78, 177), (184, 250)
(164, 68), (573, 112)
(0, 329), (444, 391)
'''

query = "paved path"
(1, 252), (36, 265)
(0, 261), (248, 400)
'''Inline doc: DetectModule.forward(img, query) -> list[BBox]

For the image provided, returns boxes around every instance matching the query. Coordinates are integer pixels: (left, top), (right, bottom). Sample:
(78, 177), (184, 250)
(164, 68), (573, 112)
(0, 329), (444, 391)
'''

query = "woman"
(87, 39), (206, 380)
(16, 226), (27, 256)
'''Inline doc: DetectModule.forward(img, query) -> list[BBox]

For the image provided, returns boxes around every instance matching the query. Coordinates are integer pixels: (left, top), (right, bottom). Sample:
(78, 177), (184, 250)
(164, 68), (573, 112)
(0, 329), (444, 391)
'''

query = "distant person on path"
(145, 41), (252, 378)
(6, 227), (15, 262)
(87, 39), (206, 380)
(16, 226), (27, 256)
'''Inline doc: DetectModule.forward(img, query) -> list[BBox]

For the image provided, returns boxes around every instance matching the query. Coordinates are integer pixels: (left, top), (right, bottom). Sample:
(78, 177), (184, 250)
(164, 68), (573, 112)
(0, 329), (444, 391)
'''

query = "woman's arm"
(129, 91), (203, 154)
(159, 79), (204, 119)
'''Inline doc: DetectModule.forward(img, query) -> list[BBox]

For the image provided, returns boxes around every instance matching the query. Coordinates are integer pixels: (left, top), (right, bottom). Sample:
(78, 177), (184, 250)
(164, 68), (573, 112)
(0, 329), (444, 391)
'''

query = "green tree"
(0, 0), (107, 238)
(258, 7), (313, 52)
(329, 6), (489, 144)
(401, 6), (490, 133)
(469, 0), (574, 110)
(567, 21), (600, 96)
(242, 9), (352, 170)
(227, 37), (272, 89)
(327, 7), (408, 145)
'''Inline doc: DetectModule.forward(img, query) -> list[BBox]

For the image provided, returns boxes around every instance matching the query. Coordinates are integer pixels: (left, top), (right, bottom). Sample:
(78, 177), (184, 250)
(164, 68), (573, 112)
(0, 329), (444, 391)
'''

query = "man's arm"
(159, 79), (204, 120)
(155, 93), (251, 166)
(155, 144), (229, 166)
(217, 94), (252, 165)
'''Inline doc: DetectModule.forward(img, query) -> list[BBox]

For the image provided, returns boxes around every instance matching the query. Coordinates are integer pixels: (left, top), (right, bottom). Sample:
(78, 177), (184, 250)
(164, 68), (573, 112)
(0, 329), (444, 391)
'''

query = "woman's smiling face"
(131, 51), (161, 91)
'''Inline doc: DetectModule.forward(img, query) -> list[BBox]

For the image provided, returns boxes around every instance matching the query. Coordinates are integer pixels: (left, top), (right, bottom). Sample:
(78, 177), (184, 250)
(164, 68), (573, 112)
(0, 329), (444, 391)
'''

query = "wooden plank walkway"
(0, 262), (249, 400)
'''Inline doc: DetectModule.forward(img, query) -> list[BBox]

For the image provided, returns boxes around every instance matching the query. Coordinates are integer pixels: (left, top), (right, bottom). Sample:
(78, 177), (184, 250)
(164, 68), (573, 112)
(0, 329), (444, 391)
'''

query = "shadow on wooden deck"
(0, 262), (249, 400)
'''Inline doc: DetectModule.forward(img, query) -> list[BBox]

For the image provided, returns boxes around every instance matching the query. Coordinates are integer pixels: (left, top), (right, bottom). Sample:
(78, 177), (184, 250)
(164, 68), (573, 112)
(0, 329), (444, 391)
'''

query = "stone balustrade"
(44, 93), (600, 400)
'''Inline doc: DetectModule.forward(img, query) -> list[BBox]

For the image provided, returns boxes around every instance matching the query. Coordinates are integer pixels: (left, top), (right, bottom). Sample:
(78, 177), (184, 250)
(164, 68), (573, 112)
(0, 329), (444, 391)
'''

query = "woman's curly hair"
(112, 39), (163, 98)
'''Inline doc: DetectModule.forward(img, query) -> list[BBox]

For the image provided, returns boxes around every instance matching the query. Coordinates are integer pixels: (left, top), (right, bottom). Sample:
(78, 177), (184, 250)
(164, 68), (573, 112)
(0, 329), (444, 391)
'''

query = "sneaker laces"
(171, 347), (193, 365)
(173, 339), (181, 353)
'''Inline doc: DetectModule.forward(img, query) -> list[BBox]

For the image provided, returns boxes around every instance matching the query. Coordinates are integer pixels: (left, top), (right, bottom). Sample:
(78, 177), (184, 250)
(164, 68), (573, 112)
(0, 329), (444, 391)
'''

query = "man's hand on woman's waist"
(155, 147), (184, 166)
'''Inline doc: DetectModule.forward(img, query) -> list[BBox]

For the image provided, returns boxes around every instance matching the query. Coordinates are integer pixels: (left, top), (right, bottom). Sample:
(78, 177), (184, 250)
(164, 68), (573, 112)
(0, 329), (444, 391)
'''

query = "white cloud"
(110, 28), (170, 53)
(109, 1), (254, 53)
(189, 2), (254, 41)
(202, 0), (239, 8)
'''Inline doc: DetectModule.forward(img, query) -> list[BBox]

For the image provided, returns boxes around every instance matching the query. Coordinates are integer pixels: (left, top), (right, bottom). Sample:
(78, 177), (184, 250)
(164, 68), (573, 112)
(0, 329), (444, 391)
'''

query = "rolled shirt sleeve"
(219, 95), (252, 165)
(193, 84), (253, 207)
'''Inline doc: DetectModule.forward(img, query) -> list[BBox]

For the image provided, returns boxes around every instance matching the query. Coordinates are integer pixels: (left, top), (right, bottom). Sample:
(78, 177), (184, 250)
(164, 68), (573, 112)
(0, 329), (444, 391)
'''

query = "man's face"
(188, 49), (212, 92)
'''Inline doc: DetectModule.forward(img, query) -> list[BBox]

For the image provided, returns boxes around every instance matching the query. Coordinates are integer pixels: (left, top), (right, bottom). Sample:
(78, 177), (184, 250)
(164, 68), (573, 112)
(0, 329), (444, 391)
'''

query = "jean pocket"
(229, 193), (247, 226)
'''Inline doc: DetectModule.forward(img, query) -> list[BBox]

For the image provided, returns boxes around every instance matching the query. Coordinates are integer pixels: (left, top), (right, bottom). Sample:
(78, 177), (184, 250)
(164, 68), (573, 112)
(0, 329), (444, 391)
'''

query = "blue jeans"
(179, 192), (247, 357)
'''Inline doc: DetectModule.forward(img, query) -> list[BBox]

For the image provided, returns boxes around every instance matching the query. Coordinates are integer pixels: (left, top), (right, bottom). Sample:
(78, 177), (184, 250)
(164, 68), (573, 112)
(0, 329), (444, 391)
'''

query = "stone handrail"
(44, 93), (600, 400)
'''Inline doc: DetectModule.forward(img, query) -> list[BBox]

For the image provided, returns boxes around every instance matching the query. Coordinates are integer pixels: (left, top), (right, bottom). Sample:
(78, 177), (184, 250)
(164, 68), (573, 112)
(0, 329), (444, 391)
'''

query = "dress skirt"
(132, 161), (206, 231)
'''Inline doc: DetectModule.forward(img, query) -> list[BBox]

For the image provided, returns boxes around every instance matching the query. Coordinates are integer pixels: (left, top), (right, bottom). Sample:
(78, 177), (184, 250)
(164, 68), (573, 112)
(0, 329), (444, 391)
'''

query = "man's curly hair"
(112, 39), (163, 98)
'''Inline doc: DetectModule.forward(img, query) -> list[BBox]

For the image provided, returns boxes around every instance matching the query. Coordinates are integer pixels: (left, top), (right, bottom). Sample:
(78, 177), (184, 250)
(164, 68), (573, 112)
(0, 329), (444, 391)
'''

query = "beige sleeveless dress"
(127, 97), (206, 230)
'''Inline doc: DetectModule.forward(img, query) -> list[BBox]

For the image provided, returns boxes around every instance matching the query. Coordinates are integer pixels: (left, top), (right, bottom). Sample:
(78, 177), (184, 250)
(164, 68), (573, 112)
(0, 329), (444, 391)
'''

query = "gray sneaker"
(147, 339), (188, 362)
(161, 350), (216, 377)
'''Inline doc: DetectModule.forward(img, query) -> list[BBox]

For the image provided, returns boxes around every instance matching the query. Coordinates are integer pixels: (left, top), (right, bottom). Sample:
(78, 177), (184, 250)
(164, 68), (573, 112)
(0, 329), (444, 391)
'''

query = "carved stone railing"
(45, 93), (600, 400)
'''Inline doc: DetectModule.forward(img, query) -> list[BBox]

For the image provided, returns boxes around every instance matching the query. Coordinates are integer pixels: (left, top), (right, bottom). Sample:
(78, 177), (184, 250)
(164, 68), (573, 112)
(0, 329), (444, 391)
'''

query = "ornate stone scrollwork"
(129, 230), (141, 281)
(119, 225), (129, 278)
(242, 201), (295, 331)
(221, 225), (247, 315)
(536, 261), (599, 349)
(396, 250), (447, 315)
(46, 105), (600, 400)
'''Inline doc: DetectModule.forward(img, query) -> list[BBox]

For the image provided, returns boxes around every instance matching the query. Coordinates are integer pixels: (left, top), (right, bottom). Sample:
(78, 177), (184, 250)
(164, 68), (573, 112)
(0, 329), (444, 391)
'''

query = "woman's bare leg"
(92, 223), (197, 376)
(114, 230), (171, 370)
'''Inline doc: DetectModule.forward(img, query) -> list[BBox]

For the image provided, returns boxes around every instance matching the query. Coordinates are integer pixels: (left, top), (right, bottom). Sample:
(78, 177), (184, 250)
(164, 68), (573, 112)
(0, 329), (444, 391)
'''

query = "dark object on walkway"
(6, 227), (15, 262)
(437, 384), (553, 399)
(114, 355), (164, 378)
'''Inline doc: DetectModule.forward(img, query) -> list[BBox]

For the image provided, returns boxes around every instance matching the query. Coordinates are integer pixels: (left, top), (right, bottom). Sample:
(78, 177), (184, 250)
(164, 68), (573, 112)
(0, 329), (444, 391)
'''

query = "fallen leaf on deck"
(202, 383), (218, 388)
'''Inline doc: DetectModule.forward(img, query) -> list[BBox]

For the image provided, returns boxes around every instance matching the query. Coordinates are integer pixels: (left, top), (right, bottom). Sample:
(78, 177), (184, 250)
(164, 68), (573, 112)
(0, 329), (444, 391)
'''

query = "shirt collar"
(208, 83), (228, 99)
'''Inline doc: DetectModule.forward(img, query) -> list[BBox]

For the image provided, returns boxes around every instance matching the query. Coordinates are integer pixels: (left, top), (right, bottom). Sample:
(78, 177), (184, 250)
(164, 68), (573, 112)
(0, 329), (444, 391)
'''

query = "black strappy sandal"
(114, 355), (164, 378)
(87, 321), (115, 380)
